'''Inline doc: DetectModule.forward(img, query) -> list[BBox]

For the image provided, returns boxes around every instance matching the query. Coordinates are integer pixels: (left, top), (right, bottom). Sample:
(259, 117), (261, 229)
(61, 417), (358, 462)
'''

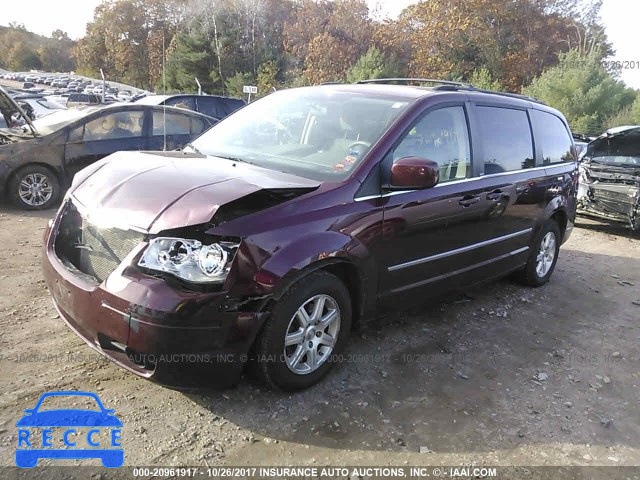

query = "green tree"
(604, 94), (640, 129)
(9, 42), (42, 70)
(38, 30), (75, 72)
(225, 72), (253, 98)
(74, 0), (183, 89)
(468, 68), (503, 91)
(164, 32), (217, 93)
(523, 49), (637, 134)
(256, 60), (279, 96)
(346, 46), (397, 83)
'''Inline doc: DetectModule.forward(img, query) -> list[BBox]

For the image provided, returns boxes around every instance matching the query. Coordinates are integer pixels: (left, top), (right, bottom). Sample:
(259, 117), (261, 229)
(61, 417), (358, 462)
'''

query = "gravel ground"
(0, 204), (638, 475)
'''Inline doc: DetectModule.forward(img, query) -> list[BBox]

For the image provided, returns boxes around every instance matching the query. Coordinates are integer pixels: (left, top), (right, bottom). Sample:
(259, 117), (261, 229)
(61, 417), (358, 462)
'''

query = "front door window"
(393, 106), (471, 183)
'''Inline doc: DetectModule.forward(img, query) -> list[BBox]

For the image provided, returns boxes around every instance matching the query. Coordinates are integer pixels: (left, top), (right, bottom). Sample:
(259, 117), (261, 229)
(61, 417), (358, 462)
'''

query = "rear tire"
(251, 271), (352, 391)
(9, 165), (60, 210)
(516, 220), (561, 287)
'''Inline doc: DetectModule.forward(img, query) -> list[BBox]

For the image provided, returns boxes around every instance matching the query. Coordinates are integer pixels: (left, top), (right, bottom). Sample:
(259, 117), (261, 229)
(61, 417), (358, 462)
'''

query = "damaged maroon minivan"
(43, 80), (578, 390)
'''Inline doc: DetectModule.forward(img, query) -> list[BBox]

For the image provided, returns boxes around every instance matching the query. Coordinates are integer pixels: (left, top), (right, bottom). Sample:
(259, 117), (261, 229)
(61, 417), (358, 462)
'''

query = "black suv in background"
(135, 94), (245, 120)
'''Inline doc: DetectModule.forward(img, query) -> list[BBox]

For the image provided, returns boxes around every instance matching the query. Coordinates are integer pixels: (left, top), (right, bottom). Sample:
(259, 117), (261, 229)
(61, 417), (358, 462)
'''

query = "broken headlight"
(138, 237), (238, 283)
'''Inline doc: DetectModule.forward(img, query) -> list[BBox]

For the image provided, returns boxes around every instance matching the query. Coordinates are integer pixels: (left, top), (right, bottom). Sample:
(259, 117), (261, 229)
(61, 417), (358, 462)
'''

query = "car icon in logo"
(15, 391), (123, 468)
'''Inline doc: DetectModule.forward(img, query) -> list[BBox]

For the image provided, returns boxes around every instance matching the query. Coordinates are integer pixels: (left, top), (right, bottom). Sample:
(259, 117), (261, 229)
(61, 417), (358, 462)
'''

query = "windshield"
(32, 106), (98, 135)
(189, 88), (411, 182)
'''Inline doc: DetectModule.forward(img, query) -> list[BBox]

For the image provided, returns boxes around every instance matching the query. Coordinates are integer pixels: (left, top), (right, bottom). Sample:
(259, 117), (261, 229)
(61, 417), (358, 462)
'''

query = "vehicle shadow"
(183, 249), (640, 455)
(0, 203), (58, 220)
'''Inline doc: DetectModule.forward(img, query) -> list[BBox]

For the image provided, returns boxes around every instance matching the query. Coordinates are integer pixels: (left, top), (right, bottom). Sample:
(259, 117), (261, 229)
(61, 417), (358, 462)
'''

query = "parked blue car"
(15, 391), (123, 468)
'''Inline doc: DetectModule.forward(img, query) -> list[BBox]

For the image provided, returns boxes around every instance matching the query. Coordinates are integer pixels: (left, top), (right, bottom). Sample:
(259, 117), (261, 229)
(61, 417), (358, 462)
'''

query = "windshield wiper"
(211, 154), (253, 165)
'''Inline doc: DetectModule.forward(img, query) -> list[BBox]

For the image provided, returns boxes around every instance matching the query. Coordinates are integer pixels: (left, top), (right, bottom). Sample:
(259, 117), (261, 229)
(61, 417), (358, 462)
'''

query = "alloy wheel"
(536, 231), (556, 278)
(283, 294), (341, 375)
(18, 173), (53, 207)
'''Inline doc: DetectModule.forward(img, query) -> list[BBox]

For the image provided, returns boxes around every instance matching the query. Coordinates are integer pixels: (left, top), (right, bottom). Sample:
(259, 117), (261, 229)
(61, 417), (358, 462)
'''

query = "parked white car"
(13, 95), (66, 118)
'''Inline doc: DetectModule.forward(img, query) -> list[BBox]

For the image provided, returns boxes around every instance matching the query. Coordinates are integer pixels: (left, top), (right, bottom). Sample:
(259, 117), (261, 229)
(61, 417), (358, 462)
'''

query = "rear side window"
(530, 110), (574, 164)
(152, 111), (203, 135)
(476, 106), (534, 174)
(81, 111), (144, 141)
(222, 99), (244, 116)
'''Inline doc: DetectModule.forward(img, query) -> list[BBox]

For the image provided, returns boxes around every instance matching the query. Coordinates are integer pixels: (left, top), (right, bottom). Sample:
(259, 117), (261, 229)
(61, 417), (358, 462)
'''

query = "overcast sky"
(3, 0), (638, 88)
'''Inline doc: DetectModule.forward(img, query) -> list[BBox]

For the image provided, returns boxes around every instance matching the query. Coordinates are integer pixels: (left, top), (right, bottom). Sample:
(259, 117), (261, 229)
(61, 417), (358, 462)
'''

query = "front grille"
(591, 185), (639, 216)
(77, 218), (143, 282)
(55, 202), (144, 283)
(593, 187), (634, 203)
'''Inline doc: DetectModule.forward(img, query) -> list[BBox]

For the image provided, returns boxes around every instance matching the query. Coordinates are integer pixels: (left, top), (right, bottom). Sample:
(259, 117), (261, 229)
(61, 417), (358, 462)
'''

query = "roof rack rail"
(431, 84), (545, 105)
(356, 77), (546, 105)
(356, 78), (471, 87)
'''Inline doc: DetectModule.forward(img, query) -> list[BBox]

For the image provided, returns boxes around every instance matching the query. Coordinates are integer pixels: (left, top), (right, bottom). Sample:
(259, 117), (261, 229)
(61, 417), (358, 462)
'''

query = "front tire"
(517, 220), (561, 287)
(252, 271), (352, 391)
(10, 165), (60, 210)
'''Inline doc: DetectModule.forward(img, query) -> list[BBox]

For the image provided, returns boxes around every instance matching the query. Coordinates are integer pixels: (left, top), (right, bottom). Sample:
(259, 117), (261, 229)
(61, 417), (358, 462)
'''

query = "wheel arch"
(539, 194), (570, 241)
(263, 258), (367, 330)
(550, 208), (568, 236)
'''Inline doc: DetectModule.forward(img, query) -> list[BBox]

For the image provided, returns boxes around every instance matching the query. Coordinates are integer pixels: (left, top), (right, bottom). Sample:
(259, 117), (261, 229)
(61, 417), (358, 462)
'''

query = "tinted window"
(165, 97), (196, 111)
(195, 97), (220, 118)
(221, 98), (244, 116)
(82, 111), (144, 141)
(477, 106), (534, 173)
(530, 110), (574, 164)
(393, 106), (471, 182)
(191, 117), (207, 134)
(152, 111), (204, 135)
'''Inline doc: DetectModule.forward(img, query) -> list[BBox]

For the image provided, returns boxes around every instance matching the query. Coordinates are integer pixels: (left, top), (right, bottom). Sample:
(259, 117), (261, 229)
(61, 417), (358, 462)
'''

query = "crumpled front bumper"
(577, 181), (640, 230)
(42, 213), (267, 388)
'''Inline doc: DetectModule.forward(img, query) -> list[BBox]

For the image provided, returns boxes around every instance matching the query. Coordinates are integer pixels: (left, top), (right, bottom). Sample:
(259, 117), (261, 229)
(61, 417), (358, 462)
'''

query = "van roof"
(316, 79), (545, 105)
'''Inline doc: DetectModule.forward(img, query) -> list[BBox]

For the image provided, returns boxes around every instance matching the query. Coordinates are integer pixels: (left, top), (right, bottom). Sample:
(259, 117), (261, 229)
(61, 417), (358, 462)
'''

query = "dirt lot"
(0, 204), (639, 475)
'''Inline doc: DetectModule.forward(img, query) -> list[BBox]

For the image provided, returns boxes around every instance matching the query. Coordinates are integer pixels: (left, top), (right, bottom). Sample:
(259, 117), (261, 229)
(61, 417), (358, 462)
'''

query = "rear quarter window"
(195, 97), (220, 118)
(476, 106), (535, 174)
(530, 110), (574, 164)
(222, 99), (244, 116)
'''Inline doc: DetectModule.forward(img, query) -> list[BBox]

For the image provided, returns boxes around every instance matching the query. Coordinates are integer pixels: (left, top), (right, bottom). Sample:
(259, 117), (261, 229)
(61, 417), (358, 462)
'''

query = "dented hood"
(586, 126), (640, 160)
(583, 126), (640, 185)
(70, 151), (320, 234)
